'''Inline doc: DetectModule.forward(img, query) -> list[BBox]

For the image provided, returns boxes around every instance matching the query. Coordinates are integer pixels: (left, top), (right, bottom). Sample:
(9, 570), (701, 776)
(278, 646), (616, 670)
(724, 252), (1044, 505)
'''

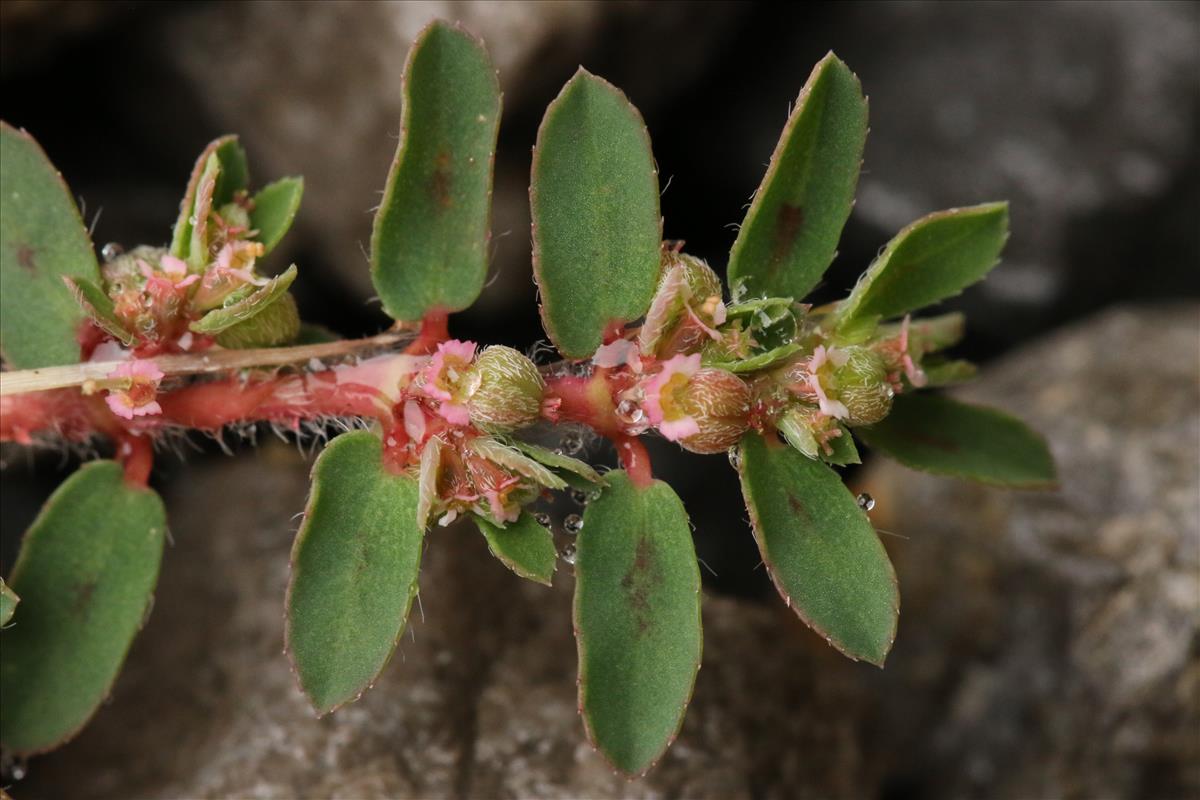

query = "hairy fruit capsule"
(465, 345), (545, 432)
(644, 355), (751, 454)
(638, 250), (727, 358)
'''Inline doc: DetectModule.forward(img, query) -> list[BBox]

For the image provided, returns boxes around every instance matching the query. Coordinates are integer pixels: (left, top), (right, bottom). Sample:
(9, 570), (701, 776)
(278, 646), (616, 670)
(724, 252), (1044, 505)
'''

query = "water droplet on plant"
(101, 242), (124, 261)
(569, 488), (589, 506)
(856, 493), (875, 511)
(560, 430), (584, 455)
(533, 511), (552, 527)
(2, 755), (28, 782)
(616, 398), (644, 424)
(560, 543), (577, 564)
(564, 514), (584, 534)
(727, 448), (742, 470)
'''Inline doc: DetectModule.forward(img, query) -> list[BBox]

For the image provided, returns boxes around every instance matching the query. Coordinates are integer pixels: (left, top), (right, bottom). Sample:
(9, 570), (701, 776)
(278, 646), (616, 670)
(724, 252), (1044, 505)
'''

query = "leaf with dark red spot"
(856, 392), (1056, 488)
(737, 433), (898, 666)
(0, 123), (102, 368)
(573, 471), (701, 776)
(370, 20), (501, 322)
(727, 53), (867, 301)
(286, 432), (425, 715)
(0, 461), (166, 754)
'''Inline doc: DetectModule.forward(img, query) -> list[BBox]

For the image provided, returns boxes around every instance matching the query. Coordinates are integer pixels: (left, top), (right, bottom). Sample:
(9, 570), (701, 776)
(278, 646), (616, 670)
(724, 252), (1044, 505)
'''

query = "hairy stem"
(0, 332), (411, 396)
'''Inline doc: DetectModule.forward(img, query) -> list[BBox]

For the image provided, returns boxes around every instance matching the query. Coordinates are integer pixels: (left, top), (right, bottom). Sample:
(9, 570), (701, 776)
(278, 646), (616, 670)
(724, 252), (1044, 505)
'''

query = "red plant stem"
(545, 374), (618, 436)
(615, 435), (654, 488)
(1, 355), (416, 446)
(404, 311), (450, 356)
(2, 344), (662, 485)
(544, 372), (655, 484)
(118, 434), (153, 486)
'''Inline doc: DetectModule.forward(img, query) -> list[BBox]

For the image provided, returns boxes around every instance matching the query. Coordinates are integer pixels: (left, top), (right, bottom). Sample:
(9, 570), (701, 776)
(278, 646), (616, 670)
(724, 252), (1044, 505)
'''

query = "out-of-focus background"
(1, 1), (1197, 797)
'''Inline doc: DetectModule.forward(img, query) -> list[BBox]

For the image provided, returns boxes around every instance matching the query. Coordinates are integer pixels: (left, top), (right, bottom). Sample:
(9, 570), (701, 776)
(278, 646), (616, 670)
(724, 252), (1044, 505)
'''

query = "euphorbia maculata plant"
(0, 21), (1055, 778)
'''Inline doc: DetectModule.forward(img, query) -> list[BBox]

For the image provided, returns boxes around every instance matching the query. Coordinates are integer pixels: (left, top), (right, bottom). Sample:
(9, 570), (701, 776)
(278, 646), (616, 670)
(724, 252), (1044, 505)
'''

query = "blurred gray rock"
(843, 1), (1200, 330)
(861, 303), (1200, 799)
(155, 1), (745, 308)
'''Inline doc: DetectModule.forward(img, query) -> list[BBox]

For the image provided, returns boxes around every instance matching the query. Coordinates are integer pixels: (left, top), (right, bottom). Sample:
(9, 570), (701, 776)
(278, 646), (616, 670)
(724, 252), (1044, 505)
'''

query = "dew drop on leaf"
(727, 447), (742, 470)
(568, 488), (589, 506)
(564, 513), (584, 534)
(560, 543), (578, 564)
(856, 493), (876, 511)
(101, 242), (124, 261)
(533, 511), (552, 527)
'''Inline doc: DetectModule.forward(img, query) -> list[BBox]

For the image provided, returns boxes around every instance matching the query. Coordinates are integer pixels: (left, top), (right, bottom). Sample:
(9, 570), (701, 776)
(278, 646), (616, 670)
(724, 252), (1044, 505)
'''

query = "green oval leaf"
(474, 513), (557, 586)
(370, 20), (502, 322)
(531, 69), (662, 358)
(0, 123), (101, 368)
(286, 432), (425, 715)
(251, 176), (303, 256)
(856, 392), (1056, 488)
(190, 264), (298, 334)
(726, 53), (868, 302)
(0, 579), (18, 628)
(63, 276), (136, 346)
(0, 461), (166, 754)
(837, 203), (1009, 326)
(574, 471), (701, 776)
(737, 434), (897, 666)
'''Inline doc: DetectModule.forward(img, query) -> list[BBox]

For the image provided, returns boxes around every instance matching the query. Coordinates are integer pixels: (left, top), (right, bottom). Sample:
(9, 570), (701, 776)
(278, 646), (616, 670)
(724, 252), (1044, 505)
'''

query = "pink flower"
(807, 346), (851, 420)
(105, 359), (165, 420)
(592, 339), (642, 371)
(419, 340), (478, 424)
(139, 257), (199, 290)
(643, 353), (702, 441)
(160, 254), (189, 276)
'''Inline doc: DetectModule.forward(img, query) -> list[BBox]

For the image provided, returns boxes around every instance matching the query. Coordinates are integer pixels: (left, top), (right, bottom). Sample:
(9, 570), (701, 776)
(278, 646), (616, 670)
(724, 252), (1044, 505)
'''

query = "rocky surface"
(861, 303), (1200, 799)
(841, 1), (1200, 336)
